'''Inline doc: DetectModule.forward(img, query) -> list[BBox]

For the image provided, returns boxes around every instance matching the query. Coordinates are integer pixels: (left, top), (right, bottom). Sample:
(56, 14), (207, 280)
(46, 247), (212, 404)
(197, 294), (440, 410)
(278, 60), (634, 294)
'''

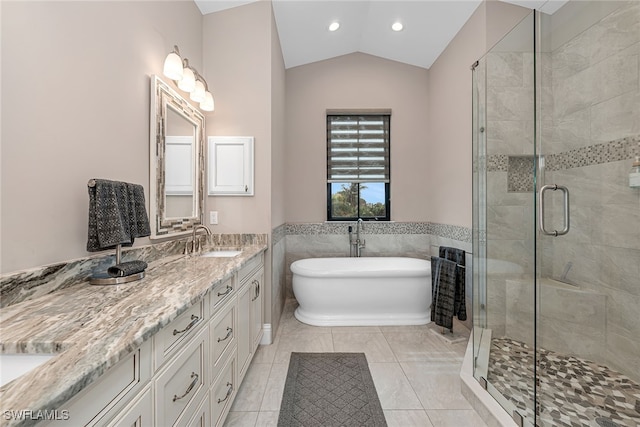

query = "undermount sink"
(199, 250), (242, 258)
(0, 353), (56, 387)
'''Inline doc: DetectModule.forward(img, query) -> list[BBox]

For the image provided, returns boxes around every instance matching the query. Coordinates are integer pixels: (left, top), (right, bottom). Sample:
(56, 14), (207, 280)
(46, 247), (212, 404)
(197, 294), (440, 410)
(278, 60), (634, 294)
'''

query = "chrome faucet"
(353, 218), (365, 257)
(191, 224), (212, 254)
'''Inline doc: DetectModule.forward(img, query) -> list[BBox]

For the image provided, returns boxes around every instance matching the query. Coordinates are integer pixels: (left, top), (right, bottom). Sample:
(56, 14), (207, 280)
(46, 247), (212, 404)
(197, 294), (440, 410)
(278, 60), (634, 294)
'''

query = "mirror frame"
(149, 75), (205, 239)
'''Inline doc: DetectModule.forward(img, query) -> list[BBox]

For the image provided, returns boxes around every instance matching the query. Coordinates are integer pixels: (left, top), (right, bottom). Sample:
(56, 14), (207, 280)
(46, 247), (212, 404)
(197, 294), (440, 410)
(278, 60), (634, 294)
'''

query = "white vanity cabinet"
(236, 256), (264, 383)
(41, 252), (264, 427)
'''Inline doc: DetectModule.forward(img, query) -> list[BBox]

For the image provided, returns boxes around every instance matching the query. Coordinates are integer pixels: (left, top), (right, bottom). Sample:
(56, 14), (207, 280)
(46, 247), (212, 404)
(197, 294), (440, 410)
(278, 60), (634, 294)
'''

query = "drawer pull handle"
(217, 382), (233, 404)
(251, 280), (260, 302)
(173, 372), (199, 402)
(217, 327), (233, 342)
(173, 314), (200, 336)
(217, 285), (233, 297)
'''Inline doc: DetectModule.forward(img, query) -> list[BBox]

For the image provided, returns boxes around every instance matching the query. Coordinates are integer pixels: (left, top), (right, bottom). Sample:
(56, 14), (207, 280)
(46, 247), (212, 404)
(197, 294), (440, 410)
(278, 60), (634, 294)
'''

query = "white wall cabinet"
(43, 254), (264, 427)
(208, 136), (254, 196)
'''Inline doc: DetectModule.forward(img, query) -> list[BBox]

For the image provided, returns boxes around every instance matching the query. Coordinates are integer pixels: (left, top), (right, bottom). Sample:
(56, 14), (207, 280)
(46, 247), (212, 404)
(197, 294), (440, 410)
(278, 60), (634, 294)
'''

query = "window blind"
(327, 115), (390, 183)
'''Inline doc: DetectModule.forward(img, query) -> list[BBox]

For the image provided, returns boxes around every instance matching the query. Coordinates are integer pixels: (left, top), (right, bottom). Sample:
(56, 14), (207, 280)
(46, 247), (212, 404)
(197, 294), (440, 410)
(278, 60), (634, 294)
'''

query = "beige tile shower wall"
(542, 1), (640, 383)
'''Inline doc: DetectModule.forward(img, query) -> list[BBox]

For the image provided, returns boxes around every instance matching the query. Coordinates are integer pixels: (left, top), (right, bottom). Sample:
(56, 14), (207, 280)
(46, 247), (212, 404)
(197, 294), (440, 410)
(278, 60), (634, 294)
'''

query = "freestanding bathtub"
(291, 257), (431, 326)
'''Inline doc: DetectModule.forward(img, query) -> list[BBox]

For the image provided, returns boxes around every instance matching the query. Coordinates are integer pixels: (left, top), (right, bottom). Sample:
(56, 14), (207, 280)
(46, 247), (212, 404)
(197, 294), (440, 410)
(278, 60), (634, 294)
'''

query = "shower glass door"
(474, 2), (640, 426)
(472, 11), (537, 426)
(535, 2), (640, 426)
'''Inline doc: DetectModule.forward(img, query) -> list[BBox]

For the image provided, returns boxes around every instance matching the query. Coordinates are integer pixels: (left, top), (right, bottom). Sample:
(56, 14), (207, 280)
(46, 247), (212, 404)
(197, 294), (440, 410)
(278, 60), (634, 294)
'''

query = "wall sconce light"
(163, 45), (214, 112)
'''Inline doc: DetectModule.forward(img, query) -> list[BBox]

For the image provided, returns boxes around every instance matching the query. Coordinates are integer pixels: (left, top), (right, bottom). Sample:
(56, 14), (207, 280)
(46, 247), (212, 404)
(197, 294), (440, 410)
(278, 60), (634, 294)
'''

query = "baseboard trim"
(260, 323), (272, 345)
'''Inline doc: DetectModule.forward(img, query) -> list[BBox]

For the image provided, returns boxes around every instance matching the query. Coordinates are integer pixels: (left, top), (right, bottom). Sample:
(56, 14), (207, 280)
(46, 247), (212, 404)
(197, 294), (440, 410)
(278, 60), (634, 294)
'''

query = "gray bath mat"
(278, 352), (387, 427)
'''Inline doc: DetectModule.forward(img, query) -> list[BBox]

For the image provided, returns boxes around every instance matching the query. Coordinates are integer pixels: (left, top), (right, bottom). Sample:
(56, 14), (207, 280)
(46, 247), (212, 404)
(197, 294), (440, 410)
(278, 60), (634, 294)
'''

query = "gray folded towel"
(107, 260), (148, 277)
(431, 256), (458, 330)
(439, 246), (467, 322)
(87, 179), (151, 252)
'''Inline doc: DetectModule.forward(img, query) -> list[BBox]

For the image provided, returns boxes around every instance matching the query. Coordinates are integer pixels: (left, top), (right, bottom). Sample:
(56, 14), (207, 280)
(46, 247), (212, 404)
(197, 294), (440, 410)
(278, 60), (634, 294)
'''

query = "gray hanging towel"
(439, 246), (467, 321)
(87, 179), (151, 252)
(431, 256), (458, 330)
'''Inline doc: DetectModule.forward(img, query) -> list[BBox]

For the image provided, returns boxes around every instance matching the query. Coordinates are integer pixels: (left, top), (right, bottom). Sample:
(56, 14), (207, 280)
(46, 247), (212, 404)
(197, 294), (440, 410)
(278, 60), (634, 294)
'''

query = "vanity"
(0, 244), (266, 426)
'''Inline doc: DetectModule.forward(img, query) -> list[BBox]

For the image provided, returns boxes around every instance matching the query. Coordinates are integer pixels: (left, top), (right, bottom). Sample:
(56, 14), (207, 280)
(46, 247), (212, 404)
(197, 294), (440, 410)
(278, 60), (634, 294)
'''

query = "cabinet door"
(208, 136), (254, 196)
(236, 281), (252, 382)
(250, 269), (264, 351)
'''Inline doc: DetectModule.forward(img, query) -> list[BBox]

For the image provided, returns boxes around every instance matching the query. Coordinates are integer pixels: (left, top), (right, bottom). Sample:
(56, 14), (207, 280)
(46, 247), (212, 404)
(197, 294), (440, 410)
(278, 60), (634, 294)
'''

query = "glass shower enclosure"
(472, 2), (640, 426)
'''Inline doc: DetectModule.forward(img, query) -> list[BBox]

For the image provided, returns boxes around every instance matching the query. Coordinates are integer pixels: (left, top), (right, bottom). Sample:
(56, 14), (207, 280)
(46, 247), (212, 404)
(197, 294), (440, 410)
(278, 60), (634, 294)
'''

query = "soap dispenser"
(630, 156), (640, 188)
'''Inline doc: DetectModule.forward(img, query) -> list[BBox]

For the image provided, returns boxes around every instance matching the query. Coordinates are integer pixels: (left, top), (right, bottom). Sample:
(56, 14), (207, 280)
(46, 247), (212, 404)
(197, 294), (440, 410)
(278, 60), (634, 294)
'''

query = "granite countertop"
(0, 244), (267, 426)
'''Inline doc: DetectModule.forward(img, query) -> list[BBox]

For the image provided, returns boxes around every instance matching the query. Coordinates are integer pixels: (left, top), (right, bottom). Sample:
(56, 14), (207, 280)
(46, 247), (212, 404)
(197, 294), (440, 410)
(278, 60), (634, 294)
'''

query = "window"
(327, 114), (391, 221)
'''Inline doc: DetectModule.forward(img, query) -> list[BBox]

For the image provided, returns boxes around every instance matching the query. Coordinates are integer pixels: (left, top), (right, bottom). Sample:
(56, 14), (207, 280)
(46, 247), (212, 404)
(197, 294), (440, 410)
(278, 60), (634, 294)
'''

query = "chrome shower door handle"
(539, 184), (570, 237)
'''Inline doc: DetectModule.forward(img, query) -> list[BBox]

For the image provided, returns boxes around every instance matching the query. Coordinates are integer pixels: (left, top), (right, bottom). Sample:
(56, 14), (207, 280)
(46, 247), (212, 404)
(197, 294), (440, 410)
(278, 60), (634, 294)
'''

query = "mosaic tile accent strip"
(487, 337), (640, 427)
(285, 222), (471, 243)
(429, 222), (472, 243)
(487, 135), (640, 173)
(546, 135), (640, 171)
(508, 156), (535, 192)
(0, 233), (267, 308)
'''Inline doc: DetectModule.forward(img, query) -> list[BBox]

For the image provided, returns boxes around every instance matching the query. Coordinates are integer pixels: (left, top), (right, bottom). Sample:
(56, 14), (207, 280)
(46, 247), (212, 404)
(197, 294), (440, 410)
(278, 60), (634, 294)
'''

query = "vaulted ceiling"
(194, 0), (568, 69)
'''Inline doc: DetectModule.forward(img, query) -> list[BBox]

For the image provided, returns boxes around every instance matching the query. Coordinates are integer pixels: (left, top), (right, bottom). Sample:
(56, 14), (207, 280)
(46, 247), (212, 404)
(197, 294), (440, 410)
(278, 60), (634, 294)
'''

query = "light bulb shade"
(178, 67), (196, 92)
(190, 80), (206, 102)
(200, 91), (214, 112)
(163, 52), (183, 80)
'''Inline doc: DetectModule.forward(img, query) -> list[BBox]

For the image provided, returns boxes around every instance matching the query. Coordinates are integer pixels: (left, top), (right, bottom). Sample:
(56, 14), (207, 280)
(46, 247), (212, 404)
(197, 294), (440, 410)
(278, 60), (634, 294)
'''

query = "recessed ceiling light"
(329, 22), (340, 32)
(392, 22), (404, 32)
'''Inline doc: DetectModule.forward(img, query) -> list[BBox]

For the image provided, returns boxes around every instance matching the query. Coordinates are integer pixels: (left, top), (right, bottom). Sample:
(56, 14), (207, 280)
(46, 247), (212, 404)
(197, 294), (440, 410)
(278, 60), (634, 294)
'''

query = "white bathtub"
(291, 257), (432, 326)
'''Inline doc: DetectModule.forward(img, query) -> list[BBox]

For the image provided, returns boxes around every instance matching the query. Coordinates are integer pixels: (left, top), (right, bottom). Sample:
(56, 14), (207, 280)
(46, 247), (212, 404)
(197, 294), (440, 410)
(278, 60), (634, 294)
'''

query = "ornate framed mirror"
(149, 75), (205, 239)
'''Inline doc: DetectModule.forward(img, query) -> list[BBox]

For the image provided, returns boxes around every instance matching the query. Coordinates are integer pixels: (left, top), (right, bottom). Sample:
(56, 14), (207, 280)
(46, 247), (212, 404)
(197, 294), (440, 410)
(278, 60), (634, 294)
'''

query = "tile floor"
(223, 300), (488, 427)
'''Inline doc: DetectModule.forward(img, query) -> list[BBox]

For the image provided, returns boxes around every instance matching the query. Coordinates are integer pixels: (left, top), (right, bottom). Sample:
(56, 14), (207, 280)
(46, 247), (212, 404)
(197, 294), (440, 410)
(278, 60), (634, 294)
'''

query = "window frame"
(326, 114), (391, 221)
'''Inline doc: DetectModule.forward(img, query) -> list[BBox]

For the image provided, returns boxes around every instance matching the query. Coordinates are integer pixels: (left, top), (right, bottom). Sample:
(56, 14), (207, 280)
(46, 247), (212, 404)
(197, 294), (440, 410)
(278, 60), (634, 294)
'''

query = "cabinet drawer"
(210, 352), (236, 427)
(238, 253), (263, 284)
(154, 300), (205, 369)
(44, 340), (151, 427)
(209, 276), (235, 312)
(106, 385), (153, 427)
(155, 327), (208, 427)
(210, 299), (236, 377)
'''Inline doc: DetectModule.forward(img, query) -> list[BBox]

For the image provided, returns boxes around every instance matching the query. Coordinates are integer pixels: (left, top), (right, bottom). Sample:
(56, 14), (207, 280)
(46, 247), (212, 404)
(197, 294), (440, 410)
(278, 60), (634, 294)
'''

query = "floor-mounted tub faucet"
(354, 218), (365, 257)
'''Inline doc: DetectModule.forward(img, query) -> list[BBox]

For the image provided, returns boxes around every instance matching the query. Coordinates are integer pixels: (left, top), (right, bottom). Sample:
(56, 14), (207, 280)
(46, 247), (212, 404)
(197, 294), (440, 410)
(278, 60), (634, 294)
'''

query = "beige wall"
(203, 1), (285, 333)
(0, 0), (529, 273)
(271, 5), (286, 229)
(1, 1), (203, 274)
(284, 52), (429, 223)
(203, 2), (273, 234)
(426, 0), (529, 229)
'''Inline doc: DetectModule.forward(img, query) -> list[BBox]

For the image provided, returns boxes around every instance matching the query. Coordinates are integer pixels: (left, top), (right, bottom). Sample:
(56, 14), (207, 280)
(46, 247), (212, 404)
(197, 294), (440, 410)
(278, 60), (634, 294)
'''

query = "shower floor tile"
(487, 337), (640, 427)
